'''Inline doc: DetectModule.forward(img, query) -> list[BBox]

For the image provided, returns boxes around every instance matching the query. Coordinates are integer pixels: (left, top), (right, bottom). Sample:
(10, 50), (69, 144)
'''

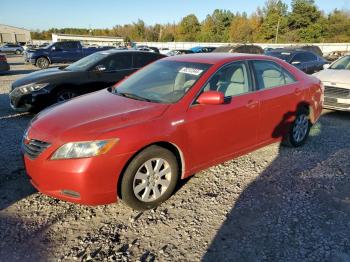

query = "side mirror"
(323, 64), (330, 69)
(95, 65), (106, 72)
(51, 46), (56, 51)
(197, 91), (224, 105)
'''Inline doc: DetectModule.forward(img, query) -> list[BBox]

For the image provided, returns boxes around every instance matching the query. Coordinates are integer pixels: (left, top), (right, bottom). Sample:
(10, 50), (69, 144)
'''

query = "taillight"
(0, 56), (6, 62)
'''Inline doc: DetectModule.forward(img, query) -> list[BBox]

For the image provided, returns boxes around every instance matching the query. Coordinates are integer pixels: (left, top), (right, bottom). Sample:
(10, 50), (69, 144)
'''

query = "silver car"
(0, 43), (24, 54)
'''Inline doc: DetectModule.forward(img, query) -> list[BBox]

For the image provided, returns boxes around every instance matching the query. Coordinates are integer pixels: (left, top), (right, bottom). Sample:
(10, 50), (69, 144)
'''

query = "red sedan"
(22, 53), (323, 210)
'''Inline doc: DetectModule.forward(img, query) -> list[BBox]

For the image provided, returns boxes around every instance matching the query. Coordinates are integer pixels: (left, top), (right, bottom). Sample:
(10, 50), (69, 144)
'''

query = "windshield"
(113, 60), (211, 103)
(65, 52), (107, 71)
(267, 51), (293, 62)
(330, 56), (350, 70)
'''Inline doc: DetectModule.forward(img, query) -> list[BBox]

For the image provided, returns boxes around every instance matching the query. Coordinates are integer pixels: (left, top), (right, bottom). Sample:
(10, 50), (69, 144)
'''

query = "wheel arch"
(116, 141), (185, 199)
(36, 55), (51, 65)
(296, 101), (316, 124)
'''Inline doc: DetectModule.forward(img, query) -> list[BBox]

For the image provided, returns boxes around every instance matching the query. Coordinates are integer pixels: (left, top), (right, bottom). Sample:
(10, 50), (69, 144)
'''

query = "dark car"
(10, 50), (165, 112)
(266, 49), (328, 74)
(213, 44), (264, 54)
(24, 41), (111, 69)
(190, 46), (216, 53)
(0, 54), (10, 72)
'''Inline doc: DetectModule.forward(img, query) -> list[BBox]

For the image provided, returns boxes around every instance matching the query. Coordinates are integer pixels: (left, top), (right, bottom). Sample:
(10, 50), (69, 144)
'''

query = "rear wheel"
(36, 57), (49, 69)
(120, 146), (179, 210)
(283, 109), (311, 147)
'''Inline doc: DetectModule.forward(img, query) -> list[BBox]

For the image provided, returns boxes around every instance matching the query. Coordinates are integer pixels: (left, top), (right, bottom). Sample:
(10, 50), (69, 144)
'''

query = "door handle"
(246, 100), (258, 108)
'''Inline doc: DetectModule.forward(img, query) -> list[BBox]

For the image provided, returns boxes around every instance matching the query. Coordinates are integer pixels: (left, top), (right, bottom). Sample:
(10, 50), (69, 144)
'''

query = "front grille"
(22, 139), (51, 159)
(324, 86), (350, 99)
(324, 97), (350, 109)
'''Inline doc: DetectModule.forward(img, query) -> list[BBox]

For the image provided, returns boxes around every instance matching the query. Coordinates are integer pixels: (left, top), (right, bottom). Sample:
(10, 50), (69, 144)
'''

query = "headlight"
(18, 83), (49, 94)
(51, 139), (119, 160)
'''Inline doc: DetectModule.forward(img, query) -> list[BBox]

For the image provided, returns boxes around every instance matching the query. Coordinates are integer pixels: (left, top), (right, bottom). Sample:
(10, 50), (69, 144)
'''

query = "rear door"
(185, 61), (260, 168)
(250, 60), (298, 143)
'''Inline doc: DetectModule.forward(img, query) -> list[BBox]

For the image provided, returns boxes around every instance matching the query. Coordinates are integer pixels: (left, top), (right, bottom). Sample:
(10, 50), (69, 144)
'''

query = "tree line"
(31, 0), (350, 43)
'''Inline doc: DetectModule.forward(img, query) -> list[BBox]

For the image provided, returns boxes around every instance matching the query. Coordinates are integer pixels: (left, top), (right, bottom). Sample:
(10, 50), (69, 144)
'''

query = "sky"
(0, 0), (349, 31)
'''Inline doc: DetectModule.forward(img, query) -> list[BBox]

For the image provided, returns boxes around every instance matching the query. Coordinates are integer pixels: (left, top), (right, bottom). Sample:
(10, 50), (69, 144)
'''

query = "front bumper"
(323, 85), (350, 111)
(9, 87), (49, 112)
(23, 149), (135, 205)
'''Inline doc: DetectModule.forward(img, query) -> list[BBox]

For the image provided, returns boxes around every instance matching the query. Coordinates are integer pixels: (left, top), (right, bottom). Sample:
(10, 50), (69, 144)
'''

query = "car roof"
(163, 53), (279, 64)
(268, 48), (315, 54)
(96, 49), (163, 55)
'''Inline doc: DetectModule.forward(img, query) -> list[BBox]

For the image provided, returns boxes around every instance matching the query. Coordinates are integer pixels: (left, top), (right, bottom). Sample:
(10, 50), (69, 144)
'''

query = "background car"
(22, 53), (323, 210)
(0, 43), (24, 54)
(0, 54), (10, 72)
(159, 47), (170, 55)
(325, 51), (350, 62)
(10, 50), (165, 112)
(313, 55), (350, 111)
(266, 49), (328, 74)
(190, 46), (216, 53)
(213, 44), (264, 54)
(24, 41), (112, 69)
(166, 49), (194, 56)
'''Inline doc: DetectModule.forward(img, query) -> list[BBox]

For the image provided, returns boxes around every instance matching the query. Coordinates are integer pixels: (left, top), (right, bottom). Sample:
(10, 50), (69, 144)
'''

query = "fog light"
(61, 190), (80, 198)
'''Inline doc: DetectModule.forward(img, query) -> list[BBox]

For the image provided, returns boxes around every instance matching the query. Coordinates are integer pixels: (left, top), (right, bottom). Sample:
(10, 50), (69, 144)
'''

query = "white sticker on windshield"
(179, 67), (203, 76)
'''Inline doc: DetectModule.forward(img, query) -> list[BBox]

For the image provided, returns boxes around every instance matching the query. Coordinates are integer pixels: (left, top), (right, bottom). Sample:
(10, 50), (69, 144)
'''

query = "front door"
(185, 61), (259, 169)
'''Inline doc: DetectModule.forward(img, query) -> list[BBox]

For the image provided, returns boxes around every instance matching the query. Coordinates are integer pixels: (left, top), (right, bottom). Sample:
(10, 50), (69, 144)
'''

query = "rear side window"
(133, 53), (160, 68)
(292, 52), (317, 63)
(252, 60), (296, 90)
(102, 54), (132, 71)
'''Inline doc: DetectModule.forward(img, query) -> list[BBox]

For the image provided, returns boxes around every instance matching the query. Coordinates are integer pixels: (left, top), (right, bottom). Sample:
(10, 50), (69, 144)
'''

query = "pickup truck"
(24, 41), (113, 69)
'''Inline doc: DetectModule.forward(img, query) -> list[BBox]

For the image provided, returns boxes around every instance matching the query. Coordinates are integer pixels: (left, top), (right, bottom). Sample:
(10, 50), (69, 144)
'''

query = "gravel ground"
(0, 56), (350, 262)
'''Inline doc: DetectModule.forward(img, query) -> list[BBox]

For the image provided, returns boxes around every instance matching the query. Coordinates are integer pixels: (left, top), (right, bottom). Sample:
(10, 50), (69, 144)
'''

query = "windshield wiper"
(116, 90), (153, 102)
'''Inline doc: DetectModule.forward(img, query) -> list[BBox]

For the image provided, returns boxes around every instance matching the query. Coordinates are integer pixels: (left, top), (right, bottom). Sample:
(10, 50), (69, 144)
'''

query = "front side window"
(203, 61), (250, 97)
(114, 60), (211, 103)
(102, 54), (132, 71)
(252, 60), (296, 89)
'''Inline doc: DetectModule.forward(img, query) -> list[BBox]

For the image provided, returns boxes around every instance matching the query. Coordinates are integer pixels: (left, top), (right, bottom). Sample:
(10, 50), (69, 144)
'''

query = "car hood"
(12, 67), (76, 89)
(313, 69), (350, 85)
(28, 89), (169, 142)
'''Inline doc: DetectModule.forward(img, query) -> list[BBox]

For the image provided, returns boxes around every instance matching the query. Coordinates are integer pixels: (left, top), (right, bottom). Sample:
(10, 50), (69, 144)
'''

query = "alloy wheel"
(292, 114), (309, 143)
(133, 158), (172, 202)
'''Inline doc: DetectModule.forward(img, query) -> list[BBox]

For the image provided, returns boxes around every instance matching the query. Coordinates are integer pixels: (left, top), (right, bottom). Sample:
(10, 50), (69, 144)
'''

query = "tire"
(36, 57), (49, 69)
(283, 108), (311, 147)
(15, 49), (21, 55)
(54, 89), (78, 103)
(120, 145), (179, 210)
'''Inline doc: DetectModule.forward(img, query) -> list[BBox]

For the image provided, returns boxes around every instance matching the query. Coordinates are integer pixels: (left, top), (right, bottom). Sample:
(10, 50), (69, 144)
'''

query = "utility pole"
(275, 17), (280, 44)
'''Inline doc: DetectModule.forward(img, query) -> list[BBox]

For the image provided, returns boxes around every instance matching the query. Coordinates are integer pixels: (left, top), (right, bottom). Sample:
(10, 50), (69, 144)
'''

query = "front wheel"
(120, 146), (179, 210)
(36, 57), (49, 69)
(283, 109), (311, 147)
